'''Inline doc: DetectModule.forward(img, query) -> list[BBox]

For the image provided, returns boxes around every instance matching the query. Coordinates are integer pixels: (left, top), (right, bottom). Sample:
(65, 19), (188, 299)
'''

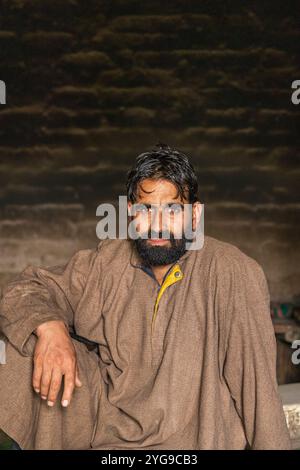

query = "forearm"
(0, 266), (74, 356)
(0, 248), (98, 356)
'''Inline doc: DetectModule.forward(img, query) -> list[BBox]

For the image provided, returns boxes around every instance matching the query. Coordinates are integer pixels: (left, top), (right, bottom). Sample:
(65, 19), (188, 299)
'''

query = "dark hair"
(126, 143), (199, 204)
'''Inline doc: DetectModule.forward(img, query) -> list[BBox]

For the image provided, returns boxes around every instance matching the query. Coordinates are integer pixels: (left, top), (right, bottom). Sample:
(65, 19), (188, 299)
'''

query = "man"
(0, 143), (291, 449)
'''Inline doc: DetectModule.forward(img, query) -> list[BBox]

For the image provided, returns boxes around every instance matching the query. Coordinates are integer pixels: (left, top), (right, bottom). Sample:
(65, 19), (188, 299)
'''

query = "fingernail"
(62, 400), (69, 407)
(47, 401), (54, 407)
(41, 395), (47, 400)
(34, 389), (40, 393)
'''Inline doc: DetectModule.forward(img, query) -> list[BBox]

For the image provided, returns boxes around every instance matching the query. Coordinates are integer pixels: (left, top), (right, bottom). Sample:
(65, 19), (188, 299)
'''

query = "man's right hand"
(33, 320), (82, 408)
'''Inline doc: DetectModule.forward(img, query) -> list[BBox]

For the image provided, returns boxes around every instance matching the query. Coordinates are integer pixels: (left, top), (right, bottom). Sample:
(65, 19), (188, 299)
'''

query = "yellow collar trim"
(151, 263), (183, 334)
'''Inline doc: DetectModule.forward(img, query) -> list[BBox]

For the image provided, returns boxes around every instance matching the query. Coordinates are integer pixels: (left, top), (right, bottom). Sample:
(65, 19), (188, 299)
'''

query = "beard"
(134, 230), (190, 267)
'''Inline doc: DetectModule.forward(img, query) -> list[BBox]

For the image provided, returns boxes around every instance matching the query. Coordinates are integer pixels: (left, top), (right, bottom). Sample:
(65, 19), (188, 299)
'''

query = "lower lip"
(148, 239), (169, 245)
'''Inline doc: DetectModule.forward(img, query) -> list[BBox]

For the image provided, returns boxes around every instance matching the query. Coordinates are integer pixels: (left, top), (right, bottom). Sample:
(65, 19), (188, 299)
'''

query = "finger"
(47, 368), (63, 407)
(40, 363), (53, 400)
(32, 355), (43, 393)
(75, 366), (82, 388)
(61, 370), (75, 407)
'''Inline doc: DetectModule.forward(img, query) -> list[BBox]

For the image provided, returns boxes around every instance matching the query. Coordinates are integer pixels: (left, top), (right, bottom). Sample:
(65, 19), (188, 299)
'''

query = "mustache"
(143, 230), (175, 239)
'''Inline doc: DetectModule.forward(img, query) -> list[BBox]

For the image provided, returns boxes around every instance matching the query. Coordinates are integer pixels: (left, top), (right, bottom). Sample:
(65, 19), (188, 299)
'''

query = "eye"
(165, 204), (182, 214)
(173, 205), (182, 214)
(135, 204), (149, 214)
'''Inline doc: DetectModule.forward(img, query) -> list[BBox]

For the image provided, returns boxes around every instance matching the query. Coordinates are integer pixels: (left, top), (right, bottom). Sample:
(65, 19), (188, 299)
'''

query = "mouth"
(148, 239), (169, 245)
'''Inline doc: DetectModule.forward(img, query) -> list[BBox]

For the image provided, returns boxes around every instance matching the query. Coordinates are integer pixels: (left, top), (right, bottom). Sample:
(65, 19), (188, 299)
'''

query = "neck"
(150, 263), (174, 286)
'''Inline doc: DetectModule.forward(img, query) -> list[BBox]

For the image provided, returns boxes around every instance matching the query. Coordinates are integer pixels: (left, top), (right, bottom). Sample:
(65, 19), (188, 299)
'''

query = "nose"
(150, 206), (168, 237)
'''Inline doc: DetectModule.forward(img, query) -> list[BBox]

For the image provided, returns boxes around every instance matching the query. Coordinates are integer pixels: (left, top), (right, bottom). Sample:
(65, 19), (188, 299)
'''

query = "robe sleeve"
(222, 252), (291, 450)
(0, 248), (98, 357)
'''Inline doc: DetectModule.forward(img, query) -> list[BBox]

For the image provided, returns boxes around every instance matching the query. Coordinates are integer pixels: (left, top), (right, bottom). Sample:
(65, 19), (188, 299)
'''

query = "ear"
(192, 201), (202, 232)
(127, 201), (132, 216)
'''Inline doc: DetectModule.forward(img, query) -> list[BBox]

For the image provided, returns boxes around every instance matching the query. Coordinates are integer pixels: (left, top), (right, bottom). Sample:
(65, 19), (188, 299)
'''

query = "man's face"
(127, 178), (199, 267)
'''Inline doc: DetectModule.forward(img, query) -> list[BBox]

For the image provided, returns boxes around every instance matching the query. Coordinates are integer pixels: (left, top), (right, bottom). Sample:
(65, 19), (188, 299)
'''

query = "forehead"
(136, 178), (187, 202)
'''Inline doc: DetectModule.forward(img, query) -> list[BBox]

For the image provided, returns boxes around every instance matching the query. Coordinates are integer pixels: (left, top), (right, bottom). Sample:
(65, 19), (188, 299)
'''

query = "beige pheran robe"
(0, 235), (292, 449)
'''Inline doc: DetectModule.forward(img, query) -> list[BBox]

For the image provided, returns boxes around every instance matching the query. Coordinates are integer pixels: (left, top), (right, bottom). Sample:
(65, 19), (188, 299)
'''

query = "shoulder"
(201, 235), (269, 303)
(204, 236), (270, 318)
(96, 238), (133, 264)
(203, 235), (265, 278)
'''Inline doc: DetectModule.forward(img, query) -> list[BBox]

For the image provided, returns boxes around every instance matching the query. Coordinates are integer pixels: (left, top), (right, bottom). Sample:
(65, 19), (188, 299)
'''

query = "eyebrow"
(138, 202), (185, 209)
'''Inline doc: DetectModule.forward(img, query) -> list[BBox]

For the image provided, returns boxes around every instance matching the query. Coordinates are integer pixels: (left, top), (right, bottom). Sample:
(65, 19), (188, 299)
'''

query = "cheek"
(171, 215), (185, 237)
(170, 215), (192, 238)
(135, 214), (150, 232)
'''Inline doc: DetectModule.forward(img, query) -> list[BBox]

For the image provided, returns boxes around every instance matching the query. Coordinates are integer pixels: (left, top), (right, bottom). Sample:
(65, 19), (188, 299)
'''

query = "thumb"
(75, 367), (82, 387)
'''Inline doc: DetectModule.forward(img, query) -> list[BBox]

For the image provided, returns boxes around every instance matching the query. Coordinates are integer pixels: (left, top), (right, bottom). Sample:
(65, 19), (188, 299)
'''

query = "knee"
(0, 331), (38, 360)
(0, 336), (34, 379)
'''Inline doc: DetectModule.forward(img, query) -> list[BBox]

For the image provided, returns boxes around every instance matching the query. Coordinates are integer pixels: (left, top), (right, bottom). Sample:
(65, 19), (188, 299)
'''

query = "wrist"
(35, 320), (68, 338)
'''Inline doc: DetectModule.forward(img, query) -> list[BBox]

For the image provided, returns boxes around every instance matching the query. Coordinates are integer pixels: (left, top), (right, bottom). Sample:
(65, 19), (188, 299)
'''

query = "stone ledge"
(279, 383), (300, 449)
